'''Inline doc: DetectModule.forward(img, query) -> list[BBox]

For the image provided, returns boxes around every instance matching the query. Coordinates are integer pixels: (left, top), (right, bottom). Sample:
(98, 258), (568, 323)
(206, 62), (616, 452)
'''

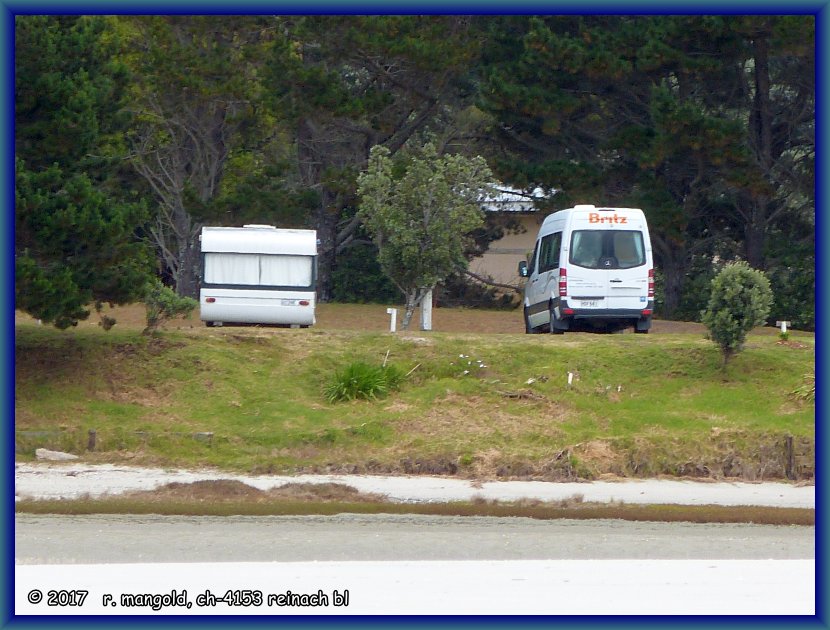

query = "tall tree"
(728, 16), (815, 270)
(15, 15), (152, 328)
(357, 143), (493, 329)
(122, 15), (277, 297)
(477, 16), (790, 318)
(265, 16), (483, 300)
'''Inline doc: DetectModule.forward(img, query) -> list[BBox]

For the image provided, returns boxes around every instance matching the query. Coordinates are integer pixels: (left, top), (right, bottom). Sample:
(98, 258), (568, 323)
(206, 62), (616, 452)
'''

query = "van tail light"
(558, 268), (568, 297)
(205, 297), (216, 303)
(647, 269), (655, 298)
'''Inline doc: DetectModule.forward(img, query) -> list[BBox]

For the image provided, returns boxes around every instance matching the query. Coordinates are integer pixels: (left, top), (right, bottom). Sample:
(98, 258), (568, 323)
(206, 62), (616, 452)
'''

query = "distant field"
(14, 303), (814, 482)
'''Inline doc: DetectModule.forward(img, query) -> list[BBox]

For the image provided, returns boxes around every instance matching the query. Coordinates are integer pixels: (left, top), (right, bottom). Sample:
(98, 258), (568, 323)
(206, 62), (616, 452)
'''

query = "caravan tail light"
(558, 269), (568, 297)
(299, 300), (310, 306)
(205, 297), (216, 303)
(647, 269), (655, 298)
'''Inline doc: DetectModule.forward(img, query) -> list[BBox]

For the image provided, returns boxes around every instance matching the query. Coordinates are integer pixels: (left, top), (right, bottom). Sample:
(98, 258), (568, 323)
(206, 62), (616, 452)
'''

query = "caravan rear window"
(570, 230), (645, 270)
(204, 253), (314, 287)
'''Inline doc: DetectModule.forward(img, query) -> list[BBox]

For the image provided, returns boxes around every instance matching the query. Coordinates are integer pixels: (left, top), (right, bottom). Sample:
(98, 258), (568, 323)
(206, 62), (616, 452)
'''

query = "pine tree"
(15, 16), (151, 328)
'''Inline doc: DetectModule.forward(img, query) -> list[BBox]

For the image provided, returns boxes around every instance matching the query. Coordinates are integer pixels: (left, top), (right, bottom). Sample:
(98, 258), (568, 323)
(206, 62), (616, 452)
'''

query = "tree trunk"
(175, 228), (202, 298)
(296, 117), (343, 303)
(660, 264), (685, 321)
(401, 288), (420, 330)
(314, 202), (338, 302)
(169, 201), (202, 299)
(744, 202), (767, 270)
(742, 28), (774, 272)
(652, 235), (688, 320)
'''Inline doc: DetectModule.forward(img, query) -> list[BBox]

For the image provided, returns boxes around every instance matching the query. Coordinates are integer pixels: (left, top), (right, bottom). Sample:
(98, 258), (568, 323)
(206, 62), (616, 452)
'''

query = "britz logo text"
(589, 212), (628, 224)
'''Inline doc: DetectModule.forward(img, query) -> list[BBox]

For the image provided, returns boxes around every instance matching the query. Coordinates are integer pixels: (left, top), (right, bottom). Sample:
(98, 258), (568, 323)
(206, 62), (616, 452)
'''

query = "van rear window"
(570, 230), (645, 269)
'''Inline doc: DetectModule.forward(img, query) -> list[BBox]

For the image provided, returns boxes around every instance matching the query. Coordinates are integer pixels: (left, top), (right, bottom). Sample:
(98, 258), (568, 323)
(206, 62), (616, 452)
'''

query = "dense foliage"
(702, 262), (774, 364)
(15, 16), (152, 328)
(14, 15), (815, 329)
(357, 143), (493, 329)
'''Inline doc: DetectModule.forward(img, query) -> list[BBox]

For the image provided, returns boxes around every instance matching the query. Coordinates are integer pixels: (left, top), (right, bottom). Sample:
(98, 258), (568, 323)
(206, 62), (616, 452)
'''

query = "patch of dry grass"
(128, 479), (389, 504)
(15, 480), (813, 525)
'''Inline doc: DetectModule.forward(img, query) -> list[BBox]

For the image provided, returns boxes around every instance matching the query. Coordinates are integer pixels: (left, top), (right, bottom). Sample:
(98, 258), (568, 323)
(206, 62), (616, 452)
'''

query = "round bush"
(701, 261), (773, 364)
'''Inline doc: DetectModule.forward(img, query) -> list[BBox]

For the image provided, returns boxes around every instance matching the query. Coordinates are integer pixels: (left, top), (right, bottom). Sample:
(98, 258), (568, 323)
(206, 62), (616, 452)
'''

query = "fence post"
(785, 435), (795, 480)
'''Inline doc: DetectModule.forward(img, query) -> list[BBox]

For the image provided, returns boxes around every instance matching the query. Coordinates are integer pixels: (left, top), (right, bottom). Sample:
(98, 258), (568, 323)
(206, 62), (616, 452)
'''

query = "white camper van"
(199, 225), (317, 328)
(518, 205), (654, 334)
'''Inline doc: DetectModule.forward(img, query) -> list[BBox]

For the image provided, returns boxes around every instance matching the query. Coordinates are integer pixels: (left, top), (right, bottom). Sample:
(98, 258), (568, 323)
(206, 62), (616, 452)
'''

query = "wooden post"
(87, 429), (97, 452)
(785, 435), (795, 480)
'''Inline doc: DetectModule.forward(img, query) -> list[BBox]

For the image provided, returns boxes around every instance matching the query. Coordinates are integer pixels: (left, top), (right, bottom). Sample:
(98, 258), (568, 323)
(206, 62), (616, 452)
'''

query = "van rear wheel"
(549, 308), (565, 335)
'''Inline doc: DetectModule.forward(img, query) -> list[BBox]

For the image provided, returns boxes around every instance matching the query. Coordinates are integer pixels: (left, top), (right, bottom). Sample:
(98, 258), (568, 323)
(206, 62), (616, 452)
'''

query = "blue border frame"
(4, 3), (825, 629)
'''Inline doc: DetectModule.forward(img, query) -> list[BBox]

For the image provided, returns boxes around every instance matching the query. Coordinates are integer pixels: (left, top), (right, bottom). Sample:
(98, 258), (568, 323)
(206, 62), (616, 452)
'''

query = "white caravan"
(518, 205), (654, 334)
(199, 225), (317, 327)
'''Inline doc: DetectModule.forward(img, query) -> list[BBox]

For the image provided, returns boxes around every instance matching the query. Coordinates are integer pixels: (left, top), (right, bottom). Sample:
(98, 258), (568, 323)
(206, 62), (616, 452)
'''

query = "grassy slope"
(14, 309), (815, 481)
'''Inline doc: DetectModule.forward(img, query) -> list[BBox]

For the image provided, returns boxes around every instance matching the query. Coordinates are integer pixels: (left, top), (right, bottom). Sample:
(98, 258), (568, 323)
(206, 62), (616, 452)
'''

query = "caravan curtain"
(204, 253), (313, 287)
(259, 255), (313, 286)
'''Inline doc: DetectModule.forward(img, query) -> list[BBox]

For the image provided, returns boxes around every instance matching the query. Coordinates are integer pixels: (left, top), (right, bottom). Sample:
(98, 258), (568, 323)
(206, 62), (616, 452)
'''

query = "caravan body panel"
(199, 225), (317, 327)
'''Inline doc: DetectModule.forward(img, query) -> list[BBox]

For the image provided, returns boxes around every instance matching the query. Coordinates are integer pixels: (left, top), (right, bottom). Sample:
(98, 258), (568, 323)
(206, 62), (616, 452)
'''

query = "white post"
(386, 308), (397, 333)
(776, 320), (791, 334)
(420, 289), (433, 331)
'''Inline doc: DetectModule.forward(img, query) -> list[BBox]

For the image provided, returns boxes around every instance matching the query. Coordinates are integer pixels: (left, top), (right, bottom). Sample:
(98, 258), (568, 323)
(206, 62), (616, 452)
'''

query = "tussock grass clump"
(792, 373), (815, 402)
(324, 361), (404, 403)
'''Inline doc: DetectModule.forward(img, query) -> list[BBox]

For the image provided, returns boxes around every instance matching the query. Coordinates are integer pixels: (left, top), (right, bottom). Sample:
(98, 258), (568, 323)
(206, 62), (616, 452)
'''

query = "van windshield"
(570, 230), (645, 270)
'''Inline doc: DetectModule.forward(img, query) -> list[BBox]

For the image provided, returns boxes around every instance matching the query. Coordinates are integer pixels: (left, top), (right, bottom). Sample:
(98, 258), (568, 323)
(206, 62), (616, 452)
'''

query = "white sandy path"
(15, 463), (815, 508)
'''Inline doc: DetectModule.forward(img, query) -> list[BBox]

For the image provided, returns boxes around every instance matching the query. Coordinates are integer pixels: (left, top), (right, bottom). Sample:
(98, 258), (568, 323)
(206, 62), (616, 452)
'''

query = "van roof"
(570, 205), (643, 212)
(542, 206), (645, 225)
(200, 226), (317, 255)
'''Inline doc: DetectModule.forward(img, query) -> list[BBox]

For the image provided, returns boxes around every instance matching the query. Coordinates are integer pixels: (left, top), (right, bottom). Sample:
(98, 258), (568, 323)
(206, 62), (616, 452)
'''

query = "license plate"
(580, 300), (599, 308)
(281, 299), (295, 306)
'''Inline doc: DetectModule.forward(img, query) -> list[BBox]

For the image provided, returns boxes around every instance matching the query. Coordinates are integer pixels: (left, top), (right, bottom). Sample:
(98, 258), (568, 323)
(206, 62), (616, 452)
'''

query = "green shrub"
(143, 279), (198, 334)
(324, 361), (404, 403)
(701, 261), (773, 365)
(792, 373), (815, 402)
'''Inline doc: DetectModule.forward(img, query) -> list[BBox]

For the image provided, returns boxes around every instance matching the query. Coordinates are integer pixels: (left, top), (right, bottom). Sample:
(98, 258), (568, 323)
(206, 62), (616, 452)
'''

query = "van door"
(567, 230), (608, 309)
(526, 231), (562, 329)
(606, 230), (649, 310)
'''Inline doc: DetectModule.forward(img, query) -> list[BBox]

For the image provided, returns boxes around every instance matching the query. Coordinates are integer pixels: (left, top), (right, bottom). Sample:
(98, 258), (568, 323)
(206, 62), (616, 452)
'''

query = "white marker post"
(420, 289), (433, 331)
(386, 308), (398, 333)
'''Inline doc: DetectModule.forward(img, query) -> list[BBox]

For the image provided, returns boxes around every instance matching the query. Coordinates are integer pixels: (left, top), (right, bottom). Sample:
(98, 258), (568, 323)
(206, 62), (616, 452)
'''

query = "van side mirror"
(518, 260), (529, 278)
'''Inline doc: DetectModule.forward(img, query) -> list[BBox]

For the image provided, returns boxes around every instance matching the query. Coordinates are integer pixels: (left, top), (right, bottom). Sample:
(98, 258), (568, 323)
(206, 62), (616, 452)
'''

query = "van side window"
(528, 240), (539, 274)
(538, 232), (562, 273)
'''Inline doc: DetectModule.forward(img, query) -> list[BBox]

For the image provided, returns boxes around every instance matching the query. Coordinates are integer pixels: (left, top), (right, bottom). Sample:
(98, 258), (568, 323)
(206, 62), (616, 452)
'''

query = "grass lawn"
(14, 304), (815, 482)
